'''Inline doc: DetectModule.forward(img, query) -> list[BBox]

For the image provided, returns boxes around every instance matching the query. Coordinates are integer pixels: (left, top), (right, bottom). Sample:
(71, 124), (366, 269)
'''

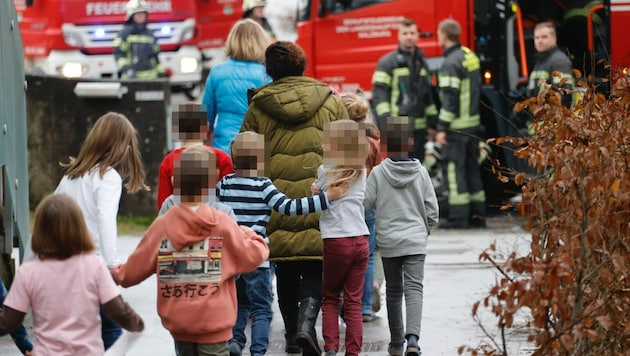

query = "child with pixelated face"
(113, 142), (268, 356)
(217, 131), (347, 356)
(314, 120), (370, 356)
(159, 144), (235, 218)
(157, 103), (234, 211)
(363, 116), (439, 356)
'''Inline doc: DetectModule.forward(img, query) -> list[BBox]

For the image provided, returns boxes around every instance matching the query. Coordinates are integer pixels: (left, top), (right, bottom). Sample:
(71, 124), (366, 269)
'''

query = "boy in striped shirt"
(216, 131), (347, 356)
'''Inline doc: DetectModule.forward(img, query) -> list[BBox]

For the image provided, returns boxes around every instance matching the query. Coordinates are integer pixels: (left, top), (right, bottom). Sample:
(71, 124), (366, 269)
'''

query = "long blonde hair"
(225, 18), (270, 63)
(60, 112), (148, 193)
(324, 166), (364, 188)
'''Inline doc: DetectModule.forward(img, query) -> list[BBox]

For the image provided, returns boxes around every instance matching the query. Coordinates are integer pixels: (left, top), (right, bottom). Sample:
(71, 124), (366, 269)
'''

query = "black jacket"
(371, 46), (437, 129)
(527, 46), (574, 107)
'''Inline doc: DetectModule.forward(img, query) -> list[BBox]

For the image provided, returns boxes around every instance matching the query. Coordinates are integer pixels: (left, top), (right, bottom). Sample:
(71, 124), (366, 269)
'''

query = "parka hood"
(380, 158), (423, 188)
(248, 76), (335, 125)
(162, 205), (221, 250)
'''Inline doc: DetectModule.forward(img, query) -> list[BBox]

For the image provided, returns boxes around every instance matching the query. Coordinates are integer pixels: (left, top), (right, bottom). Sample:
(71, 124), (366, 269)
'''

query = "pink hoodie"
(112, 204), (268, 343)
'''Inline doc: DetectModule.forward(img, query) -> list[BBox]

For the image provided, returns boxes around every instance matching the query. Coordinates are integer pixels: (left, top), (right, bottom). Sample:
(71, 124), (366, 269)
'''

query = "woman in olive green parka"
(240, 41), (348, 356)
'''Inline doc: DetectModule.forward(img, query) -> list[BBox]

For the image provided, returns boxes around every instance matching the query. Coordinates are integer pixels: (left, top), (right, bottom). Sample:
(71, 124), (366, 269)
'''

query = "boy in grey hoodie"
(363, 116), (439, 356)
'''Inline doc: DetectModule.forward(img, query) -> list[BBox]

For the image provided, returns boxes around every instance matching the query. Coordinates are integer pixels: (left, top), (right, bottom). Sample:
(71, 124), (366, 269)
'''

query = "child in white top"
(0, 194), (144, 355)
(53, 112), (147, 349)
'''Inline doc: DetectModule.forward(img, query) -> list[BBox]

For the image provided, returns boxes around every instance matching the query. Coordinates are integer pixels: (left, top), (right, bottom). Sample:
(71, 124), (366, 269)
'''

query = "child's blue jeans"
(231, 267), (273, 356)
(0, 279), (33, 354)
(362, 208), (377, 317)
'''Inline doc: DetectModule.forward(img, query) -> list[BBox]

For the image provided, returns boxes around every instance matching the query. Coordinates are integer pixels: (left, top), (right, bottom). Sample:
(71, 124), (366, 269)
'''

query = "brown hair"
(265, 41), (307, 80)
(31, 194), (95, 260)
(61, 112), (148, 193)
(225, 19), (270, 63)
(534, 21), (557, 37)
(174, 144), (217, 202)
(438, 19), (461, 42)
(341, 94), (370, 122)
(382, 116), (413, 153)
(401, 18), (416, 28)
(173, 102), (209, 140)
(365, 121), (381, 140)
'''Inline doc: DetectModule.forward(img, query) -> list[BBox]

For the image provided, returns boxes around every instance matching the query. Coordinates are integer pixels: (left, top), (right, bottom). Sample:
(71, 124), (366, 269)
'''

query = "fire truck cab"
(15, 0), (202, 94)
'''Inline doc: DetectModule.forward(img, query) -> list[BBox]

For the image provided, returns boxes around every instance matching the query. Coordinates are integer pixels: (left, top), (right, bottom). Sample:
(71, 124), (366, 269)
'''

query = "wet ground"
(0, 213), (536, 355)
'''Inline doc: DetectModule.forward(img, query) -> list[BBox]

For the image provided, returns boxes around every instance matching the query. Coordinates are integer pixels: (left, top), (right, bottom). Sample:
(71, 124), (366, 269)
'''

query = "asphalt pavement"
(0, 213), (536, 355)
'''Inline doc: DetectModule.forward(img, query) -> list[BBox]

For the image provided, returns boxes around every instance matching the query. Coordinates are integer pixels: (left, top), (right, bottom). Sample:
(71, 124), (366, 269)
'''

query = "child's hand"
(326, 182), (349, 201)
(311, 182), (322, 195)
(25, 351), (32, 356)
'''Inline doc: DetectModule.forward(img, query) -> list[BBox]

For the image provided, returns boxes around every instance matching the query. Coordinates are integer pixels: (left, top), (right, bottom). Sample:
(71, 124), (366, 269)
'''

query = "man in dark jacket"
(528, 21), (575, 108)
(435, 19), (486, 229)
(371, 18), (437, 160)
(114, 0), (165, 80)
(240, 41), (348, 356)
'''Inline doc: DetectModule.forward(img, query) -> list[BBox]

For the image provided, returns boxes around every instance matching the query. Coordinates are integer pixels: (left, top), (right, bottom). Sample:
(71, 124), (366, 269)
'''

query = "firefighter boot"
(279, 303), (302, 353)
(296, 297), (322, 356)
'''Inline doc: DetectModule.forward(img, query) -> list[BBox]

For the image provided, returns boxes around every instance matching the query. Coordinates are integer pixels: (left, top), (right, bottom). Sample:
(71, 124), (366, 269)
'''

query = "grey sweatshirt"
(364, 158), (439, 258)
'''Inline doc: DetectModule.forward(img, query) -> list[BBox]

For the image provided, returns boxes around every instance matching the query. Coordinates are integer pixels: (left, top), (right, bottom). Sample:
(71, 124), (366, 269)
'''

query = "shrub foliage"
(465, 71), (630, 355)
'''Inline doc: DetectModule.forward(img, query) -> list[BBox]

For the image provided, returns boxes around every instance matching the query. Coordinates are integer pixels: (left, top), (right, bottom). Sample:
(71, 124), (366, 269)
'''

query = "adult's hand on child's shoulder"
(326, 182), (349, 201)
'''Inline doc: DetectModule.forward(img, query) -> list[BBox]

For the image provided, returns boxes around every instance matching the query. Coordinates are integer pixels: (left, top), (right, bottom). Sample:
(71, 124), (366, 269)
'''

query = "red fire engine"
(14, 0), (202, 96)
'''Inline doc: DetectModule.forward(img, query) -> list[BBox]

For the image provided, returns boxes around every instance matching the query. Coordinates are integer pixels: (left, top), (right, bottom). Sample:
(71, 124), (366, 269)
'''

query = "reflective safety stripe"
(375, 102), (390, 116)
(447, 161), (470, 205)
(135, 69), (160, 79)
(439, 75), (461, 89)
(470, 190), (486, 203)
(117, 57), (131, 67)
(425, 104), (438, 116)
(414, 117), (427, 129)
(372, 71), (391, 84)
(449, 115), (480, 129)
(439, 109), (455, 122)
(462, 47), (481, 71)
(393, 67), (411, 76)
(127, 34), (155, 44)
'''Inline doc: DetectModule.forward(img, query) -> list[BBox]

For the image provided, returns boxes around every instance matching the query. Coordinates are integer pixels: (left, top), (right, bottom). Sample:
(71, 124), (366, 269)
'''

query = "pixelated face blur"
(172, 104), (209, 141)
(323, 120), (366, 166)
(173, 151), (217, 202)
(233, 133), (265, 177)
(398, 24), (419, 52)
(382, 116), (413, 157)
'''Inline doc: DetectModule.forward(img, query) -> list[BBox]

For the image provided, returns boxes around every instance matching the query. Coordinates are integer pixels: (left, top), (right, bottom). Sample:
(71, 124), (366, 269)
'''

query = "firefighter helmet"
(126, 0), (150, 20)
(242, 0), (267, 11)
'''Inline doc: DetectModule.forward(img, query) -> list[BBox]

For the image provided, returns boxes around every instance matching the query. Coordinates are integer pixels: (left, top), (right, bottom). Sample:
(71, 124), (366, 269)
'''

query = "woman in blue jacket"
(201, 19), (272, 154)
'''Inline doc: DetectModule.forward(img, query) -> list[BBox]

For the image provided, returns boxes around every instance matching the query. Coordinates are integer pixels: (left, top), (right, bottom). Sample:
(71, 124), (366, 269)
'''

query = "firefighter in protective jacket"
(114, 0), (166, 80)
(435, 19), (486, 229)
(371, 18), (437, 160)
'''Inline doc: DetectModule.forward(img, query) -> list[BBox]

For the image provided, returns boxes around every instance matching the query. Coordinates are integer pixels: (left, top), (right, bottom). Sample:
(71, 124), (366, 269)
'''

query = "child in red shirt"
(157, 103), (234, 210)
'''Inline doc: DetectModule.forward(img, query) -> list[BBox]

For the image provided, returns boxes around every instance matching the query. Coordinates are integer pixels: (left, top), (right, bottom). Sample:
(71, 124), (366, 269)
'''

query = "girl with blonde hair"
(54, 111), (147, 349)
(0, 194), (144, 354)
(201, 18), (272, 154)
(312, 119), (370, 356)
(341, 93), (384, 322)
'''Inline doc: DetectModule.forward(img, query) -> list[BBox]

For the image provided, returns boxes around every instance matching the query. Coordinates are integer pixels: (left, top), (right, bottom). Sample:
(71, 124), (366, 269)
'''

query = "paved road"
(0, 213), (535, 355)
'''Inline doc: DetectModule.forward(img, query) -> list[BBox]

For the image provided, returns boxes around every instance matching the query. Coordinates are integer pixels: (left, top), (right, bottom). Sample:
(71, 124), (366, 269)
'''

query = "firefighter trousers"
(443, 132), (486, 224)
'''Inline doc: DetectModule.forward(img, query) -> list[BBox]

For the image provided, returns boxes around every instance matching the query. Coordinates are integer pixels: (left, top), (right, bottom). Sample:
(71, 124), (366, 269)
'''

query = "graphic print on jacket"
(158, 236), (223, 298)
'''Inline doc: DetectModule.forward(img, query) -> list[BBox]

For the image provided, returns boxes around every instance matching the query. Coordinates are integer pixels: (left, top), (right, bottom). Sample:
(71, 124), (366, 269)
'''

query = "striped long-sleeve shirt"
(216, 173), (330, 241)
